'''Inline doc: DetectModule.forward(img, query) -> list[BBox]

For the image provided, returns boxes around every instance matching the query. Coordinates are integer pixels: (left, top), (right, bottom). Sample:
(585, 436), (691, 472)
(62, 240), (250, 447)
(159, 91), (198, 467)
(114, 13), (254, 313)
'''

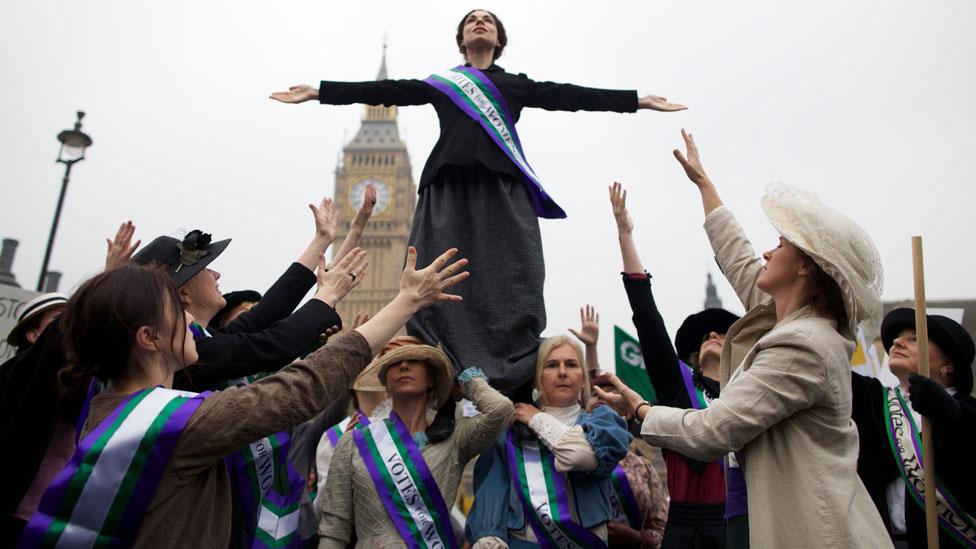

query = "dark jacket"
(851, 372), (976, 548)
(174, 262), (341, 392)
(0, 318), (85, 531)
(319, 64), (638, 190)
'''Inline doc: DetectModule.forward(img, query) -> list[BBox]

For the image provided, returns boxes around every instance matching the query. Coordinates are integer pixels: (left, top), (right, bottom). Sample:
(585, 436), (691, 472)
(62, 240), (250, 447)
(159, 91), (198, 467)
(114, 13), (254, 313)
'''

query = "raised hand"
(354, 185), (378, 226)
(569, 304), (600, 347)
(674, 129), (723, 215)
(269, 85), (318, 104)
(673, 128), (711, 188)
(309, 196), (338, 244)
(399, 246), (470, 310)
(315, 249), (368, 307)
(608, 181), (633, 234)
(351, 312), (371, 329)
(105, 220), (141, 270)
(638, 94), (687, 112)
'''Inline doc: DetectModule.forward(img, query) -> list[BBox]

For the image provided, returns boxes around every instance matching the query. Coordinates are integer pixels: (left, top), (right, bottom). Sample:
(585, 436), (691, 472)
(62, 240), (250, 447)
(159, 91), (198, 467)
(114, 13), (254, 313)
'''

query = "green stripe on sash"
(388, 430), (452, 546)
(100, 397), (186, 541)
(428, 74), (515, 162)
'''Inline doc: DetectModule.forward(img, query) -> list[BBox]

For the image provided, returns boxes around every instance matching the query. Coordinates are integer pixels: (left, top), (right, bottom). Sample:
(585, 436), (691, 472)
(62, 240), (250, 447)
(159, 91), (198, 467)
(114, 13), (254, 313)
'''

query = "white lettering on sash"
(373, 422), (445, 548)
(250, 438), (275, 491)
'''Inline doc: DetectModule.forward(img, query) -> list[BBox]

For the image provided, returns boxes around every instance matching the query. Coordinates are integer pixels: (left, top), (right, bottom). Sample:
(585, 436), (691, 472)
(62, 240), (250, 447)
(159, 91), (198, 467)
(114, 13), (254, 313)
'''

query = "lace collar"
(540, 403), (582, 426)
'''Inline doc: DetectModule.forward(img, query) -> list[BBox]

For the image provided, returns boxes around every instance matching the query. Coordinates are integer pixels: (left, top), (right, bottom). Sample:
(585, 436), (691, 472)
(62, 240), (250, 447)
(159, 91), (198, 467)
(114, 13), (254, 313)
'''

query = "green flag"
(614, 325), (657, 403)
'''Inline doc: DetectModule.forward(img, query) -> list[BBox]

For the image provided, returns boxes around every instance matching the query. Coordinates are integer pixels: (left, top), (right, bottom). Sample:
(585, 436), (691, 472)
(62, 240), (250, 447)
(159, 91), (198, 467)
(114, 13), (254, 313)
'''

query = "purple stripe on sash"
(388, 413), (458, 548)
(678, 361), (706, 410)
(351, 427), (419, 549)
(547, 454), (607, 547)
(724, 461), (748, 519)
(115, 392), (212, 543)
(325, 425), (342, 448)
(18, 390), (144, 547)
(423, 70), (566, 219)
(228, 449), (258, 542)
(611, 465), (642, 528)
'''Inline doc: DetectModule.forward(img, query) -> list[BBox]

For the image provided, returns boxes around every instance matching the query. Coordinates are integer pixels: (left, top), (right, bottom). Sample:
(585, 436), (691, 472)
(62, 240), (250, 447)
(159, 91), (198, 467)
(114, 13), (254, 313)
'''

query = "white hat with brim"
(351, 344), (454, 409)
(6, 292), (68, 348)
(761, 182), (884, 339)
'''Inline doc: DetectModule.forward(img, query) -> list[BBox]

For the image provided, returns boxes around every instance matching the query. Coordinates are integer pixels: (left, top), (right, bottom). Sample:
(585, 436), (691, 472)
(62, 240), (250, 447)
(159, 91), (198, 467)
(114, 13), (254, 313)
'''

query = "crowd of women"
(2, 7), (975, 549)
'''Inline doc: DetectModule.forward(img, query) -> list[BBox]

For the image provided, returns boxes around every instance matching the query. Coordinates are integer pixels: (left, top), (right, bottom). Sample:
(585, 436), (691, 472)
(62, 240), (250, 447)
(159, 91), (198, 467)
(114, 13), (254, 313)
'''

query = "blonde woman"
(466, 336), (630, 548)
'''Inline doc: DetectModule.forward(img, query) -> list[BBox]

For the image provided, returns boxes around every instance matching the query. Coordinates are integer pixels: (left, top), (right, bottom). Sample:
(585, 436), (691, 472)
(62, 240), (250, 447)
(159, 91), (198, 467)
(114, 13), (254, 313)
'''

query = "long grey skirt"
(406, 165), (544, 394)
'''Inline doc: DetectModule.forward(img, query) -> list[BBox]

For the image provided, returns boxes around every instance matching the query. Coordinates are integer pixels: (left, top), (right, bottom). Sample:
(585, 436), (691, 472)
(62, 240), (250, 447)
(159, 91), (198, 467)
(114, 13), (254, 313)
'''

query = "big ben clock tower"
(332, 46), (416, 325)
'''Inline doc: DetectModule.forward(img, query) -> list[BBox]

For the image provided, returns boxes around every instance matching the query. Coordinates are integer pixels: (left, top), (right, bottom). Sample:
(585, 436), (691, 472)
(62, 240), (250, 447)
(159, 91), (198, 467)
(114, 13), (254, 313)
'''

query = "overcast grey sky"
(2, 1), (974, 365)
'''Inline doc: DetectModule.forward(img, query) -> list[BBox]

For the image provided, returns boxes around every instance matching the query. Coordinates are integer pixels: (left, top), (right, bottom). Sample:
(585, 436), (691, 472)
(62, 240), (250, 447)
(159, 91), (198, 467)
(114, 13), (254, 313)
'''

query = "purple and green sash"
(424, 65), (566, 219)
(678, 360), (710, 410)
(351, 412), (456, 549)
(884, 387), (976, 546)
(324, 411), (370, 449)
(506, 430), (608, 549)
(608, 464), (642, 529)
(18, 387), (210, 548)
(224, 377), (304, 549)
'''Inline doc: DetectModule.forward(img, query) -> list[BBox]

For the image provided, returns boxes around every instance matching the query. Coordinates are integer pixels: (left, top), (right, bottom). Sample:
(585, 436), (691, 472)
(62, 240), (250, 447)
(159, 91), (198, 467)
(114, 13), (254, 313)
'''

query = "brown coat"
(81, 331), (372, 548)
(640, 207), (890, 548)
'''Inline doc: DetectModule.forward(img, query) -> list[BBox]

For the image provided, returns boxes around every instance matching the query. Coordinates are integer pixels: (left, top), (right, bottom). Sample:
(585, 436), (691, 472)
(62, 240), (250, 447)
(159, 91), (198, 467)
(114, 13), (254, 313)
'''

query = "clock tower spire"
(332, 45), (416, 325)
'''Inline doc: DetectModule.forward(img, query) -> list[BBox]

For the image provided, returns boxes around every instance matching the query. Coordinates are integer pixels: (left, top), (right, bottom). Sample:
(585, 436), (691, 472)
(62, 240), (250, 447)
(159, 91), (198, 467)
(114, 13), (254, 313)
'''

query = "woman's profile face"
(539, 344), (584, 407)
(756, 236), (807, 295)
(462, 10), (499, 53)
(697, 331), (726, 364)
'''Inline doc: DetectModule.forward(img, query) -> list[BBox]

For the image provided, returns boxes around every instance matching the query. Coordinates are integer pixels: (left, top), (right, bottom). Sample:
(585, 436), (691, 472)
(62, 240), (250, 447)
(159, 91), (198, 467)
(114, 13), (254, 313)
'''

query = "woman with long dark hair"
(18, 246), (468, 548)
(271, 9), (685, 393)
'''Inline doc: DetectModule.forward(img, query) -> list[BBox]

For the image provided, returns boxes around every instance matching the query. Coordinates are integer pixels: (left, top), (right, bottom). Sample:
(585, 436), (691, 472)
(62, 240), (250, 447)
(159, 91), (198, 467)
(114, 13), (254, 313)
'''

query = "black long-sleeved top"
(621, 274), (726, 506)
(319, 64), (638, 190)
(851, 372), (976, 548)
(174, 262), (342, 392)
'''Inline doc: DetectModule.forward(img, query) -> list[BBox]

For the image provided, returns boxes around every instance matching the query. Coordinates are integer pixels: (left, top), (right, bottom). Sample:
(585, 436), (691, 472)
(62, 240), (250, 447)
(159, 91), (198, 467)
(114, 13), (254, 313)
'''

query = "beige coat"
(641, 206), (890, 548)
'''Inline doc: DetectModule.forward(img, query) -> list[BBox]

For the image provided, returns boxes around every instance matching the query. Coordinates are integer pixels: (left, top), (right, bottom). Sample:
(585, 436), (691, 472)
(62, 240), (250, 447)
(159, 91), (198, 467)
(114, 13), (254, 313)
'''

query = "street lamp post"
(37, 111), (93, 291)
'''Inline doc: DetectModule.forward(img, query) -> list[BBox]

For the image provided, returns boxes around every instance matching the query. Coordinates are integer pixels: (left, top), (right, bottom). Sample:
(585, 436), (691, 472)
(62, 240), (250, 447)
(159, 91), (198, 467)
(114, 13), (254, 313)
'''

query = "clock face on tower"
(350, 178), (391, 214)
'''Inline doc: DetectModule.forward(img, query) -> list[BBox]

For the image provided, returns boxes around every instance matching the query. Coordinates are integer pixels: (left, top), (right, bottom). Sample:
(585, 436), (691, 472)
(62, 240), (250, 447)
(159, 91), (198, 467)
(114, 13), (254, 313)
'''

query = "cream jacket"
(641, 206), (890, 548)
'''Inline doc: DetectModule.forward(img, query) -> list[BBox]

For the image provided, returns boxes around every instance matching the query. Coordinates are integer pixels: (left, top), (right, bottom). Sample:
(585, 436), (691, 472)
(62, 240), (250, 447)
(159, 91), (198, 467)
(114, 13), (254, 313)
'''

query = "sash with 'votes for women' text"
(351, 412), (457, 549)
(423, 65), (566, 220)
(19, 387), (210, 548)
(506, 430), (608, 549)
(884, 387), (976, 546)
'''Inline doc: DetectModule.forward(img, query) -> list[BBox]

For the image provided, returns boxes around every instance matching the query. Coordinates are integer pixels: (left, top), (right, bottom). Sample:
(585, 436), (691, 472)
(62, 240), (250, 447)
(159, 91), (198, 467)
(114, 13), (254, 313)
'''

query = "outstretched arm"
(270, 79), (434, 107)
(522, 76), (685, 113)
(674, 130), (770, 310)
(610, 182), (691, 410)
(328, 185), (376, 269)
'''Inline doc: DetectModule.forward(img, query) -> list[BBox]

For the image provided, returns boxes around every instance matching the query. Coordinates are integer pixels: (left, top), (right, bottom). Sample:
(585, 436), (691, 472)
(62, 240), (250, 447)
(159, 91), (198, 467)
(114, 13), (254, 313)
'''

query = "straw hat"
(352, 337), (454, 408)
(761, 182), (884, 339)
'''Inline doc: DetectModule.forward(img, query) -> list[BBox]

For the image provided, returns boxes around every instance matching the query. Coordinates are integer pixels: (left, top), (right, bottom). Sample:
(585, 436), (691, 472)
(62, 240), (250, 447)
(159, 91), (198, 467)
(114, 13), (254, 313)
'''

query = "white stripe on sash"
(520, 442), (586, 549)
(59, 389), (193, 548)
(258, 504), (301, 541)
(370, 420), (448, 548)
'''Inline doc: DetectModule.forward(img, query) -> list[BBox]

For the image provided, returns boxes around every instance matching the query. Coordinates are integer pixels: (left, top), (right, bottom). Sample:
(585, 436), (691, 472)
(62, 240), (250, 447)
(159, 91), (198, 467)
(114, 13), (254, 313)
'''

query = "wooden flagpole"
(912, 236), (939, 548)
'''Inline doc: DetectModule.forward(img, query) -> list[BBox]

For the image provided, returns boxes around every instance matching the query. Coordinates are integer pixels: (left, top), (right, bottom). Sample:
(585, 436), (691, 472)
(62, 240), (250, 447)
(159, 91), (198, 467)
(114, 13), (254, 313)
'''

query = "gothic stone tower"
(332, 48), (416, 324)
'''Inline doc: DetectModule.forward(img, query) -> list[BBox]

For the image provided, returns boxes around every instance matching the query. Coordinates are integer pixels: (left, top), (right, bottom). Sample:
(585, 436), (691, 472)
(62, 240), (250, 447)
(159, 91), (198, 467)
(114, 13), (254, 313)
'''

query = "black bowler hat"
(210, 289), (262, 329)
(131, 230), (230, 288)
(882, 308), (975, 395)
(675, 308), (741, 364)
